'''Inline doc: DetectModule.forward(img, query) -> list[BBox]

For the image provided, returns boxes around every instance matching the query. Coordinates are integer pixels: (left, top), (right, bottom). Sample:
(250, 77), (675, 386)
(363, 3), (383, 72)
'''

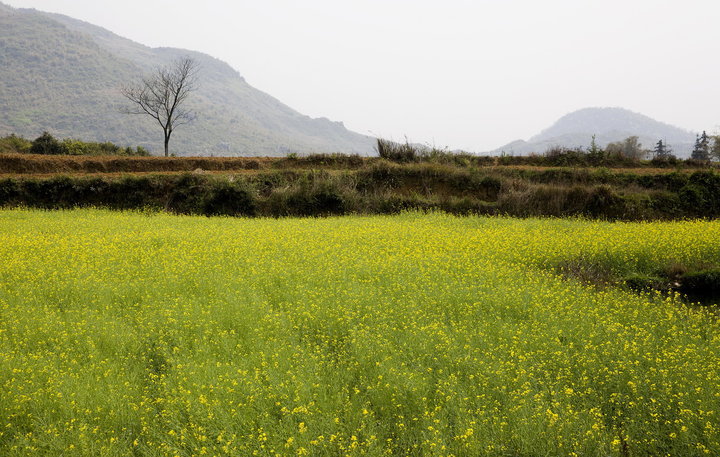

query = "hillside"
(0, 2), (374, 156)
(494, 107), (697, 157)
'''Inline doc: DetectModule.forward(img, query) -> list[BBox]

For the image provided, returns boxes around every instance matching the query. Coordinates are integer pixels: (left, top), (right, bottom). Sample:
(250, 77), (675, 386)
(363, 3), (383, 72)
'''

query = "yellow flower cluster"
(0, 209), (718, 456)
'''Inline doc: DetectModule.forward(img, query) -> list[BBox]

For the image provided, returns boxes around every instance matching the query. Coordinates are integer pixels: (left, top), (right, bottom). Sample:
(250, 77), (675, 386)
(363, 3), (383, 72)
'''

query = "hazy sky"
(5, 0), (720, 151)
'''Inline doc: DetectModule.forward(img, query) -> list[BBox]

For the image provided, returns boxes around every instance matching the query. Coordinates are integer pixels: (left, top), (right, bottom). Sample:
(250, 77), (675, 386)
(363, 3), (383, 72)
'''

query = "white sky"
(5, 0), (720, 151)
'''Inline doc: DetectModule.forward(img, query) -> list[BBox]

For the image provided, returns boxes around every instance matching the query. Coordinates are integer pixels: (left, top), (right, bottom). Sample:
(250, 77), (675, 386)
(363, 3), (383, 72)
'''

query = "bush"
(203, 180), (256, 217)
(21, 176), (79, 208)
(134, 146), (151, 157)
(271, 184), (346, 216)
(285, 153), (365, 169)
(355, 161), (401, 192)
(679, 184), (707, 213)
(108, 176), (157, 209)
(165, 174), (206, 214)
(0, 134), (32, 154)
(649, 191), (682, 217)
(31, 132), (64, 155)
(17, 132), (150, 156)
(544, 146), (588, 167)
(0, 179), (20, 205)
(376, 138), (418, 163)
(585, 186), (626, 219)
(61, 139), (150, 156)
(650, 155), (679, 167)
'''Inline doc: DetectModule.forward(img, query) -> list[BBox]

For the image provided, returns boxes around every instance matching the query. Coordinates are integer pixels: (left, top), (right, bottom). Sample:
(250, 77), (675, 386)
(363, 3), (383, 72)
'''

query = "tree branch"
(119, 57), (199, 156)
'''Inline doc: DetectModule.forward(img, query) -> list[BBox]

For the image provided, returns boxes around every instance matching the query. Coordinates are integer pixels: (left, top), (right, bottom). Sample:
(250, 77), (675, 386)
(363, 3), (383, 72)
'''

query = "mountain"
(493, 107), (697, 157)
(0, 2), (374, 156)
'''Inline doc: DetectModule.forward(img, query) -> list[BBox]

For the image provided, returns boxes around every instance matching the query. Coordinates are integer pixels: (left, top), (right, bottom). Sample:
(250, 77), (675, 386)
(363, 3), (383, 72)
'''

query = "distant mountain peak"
(530, 107), (693, 143)
(495, 107), (696, 157)
(0, 2), (15, 14)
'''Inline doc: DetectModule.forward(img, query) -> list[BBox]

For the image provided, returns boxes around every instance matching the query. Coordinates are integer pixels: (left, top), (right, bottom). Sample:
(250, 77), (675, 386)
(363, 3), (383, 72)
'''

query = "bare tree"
(122, 57), (199, 156)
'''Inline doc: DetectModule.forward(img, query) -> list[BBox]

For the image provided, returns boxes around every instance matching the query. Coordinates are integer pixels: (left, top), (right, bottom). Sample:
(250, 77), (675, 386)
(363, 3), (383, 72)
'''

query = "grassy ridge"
(2, 161), (720, 220)
(1, 150), (717, 175)
(1, 209), (719, 456)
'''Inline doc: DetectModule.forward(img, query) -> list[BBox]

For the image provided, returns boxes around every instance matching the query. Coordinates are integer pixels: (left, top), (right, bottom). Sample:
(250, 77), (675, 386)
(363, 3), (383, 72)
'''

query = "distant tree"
(585, 134), (605, 164)
(30, 131), (63, 155)
(0, 134), (32, 154)
(711, 135), (720, 161)
(623, 136), (646, 160)
(121, 57), (199, 157)
(606, 136), (646, 160)
(691, 131), (710, 161)
(653, 139), (673, 160)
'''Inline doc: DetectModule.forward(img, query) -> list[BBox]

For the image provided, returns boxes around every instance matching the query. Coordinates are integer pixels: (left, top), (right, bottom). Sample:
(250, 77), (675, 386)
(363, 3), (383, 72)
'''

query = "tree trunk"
(164, 132), (170, 157)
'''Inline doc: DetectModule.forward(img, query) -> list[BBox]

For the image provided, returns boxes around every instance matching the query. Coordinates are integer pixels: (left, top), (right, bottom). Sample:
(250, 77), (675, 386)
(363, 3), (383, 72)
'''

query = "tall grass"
(1, 209), (719, 456)
(3, 167), (720, 220)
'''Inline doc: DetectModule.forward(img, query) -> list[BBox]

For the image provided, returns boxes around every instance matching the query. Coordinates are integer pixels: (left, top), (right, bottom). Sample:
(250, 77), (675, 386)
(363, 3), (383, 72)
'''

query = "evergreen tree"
(700, 130), (710, 153)
(691, 132), (710, 161)
(587, 134), (604, 163)
(712, 135), (720, 161)
(653, 139), (671, 159)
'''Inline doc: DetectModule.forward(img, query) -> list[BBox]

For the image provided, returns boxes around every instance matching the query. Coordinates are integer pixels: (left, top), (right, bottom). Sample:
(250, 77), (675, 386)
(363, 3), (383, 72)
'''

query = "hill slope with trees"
(0, 2), (374, 156)
(494, 107), (697, 157)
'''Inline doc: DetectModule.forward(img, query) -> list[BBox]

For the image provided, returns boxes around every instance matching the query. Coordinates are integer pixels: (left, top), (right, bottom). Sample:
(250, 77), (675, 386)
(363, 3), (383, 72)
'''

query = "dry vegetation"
(2, 151), (720, 221)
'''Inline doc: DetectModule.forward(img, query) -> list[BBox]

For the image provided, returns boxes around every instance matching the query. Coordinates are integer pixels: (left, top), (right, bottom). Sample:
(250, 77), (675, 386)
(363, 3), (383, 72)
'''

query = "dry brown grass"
(0, 154), (274, 175)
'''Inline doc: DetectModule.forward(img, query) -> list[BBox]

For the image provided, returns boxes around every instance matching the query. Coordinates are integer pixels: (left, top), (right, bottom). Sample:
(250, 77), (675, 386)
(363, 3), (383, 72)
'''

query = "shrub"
(544, 146), (588, 167)
(61, 139), (148, 156)
(263, 176), (347, 217)
(649, 191), (682, 217)
(134, 146), (151, 157)
(0, 134), (32, 154)
(18, 133), (150, 156)
(30, 132), (64, 155)
(650, 155), (679, 167)
(165, 174), (207, 214)
(355, 161), (402, 192)
(108, 176), (157, 209)
(202, 180), (256, 217)
(0, 179), (20, 205)
(376, 138), (418, 163)
(60, 139), (92, 155)
(679, 184), (707, 213)
(295, 153), (365, 168)
(21, 176), (78, 208)
(585, 186), (626, 219)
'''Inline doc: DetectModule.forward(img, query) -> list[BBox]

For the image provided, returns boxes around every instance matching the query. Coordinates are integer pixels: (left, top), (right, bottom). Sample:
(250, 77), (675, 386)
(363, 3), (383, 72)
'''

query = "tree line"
(0, 132), (149, 156)
(583, 133), (720, 162)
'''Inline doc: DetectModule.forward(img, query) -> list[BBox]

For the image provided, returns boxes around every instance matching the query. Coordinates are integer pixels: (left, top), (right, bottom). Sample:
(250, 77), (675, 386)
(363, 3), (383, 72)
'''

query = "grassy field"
(1, 210), (720, 456)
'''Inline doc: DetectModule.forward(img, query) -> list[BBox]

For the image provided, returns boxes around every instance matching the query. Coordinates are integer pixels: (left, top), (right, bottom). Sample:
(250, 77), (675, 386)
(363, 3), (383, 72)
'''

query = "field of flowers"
(1, 209), (719, 456)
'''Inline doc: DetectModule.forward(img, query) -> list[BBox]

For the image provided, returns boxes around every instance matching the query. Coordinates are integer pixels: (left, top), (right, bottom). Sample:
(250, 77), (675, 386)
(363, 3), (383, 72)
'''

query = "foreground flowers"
(0, 209), (719, 456)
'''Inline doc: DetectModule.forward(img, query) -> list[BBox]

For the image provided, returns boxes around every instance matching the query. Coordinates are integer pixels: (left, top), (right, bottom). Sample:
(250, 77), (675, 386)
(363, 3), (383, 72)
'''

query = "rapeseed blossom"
(0, 209), (718, 456)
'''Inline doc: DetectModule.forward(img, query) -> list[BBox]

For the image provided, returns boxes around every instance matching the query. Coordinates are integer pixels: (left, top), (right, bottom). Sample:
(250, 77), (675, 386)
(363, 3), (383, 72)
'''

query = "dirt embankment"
(0, 154), (274, 175)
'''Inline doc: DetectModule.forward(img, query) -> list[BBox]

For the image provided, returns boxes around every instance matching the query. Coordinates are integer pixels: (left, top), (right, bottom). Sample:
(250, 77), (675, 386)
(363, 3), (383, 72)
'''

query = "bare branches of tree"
(122, 57), (199, 156)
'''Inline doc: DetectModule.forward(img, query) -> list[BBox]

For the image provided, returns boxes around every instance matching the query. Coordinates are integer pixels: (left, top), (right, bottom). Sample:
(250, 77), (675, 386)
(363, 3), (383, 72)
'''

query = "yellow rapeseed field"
(0, 209), (719, 456)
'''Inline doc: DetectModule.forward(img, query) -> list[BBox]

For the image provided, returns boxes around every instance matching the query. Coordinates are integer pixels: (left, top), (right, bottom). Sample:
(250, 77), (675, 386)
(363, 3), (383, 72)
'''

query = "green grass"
(1, 209), (719, 456)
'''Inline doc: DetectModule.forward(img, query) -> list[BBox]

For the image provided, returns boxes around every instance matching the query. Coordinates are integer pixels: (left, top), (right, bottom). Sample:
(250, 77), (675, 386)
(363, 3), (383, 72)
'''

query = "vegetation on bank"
(1, 164), (720, 220)
(3, 135), (720, 220)
(376, 137), (720, 168)
(1, 209), (719, 456)
(0, 132), (149, 156)
(4, 133), (720, 167)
